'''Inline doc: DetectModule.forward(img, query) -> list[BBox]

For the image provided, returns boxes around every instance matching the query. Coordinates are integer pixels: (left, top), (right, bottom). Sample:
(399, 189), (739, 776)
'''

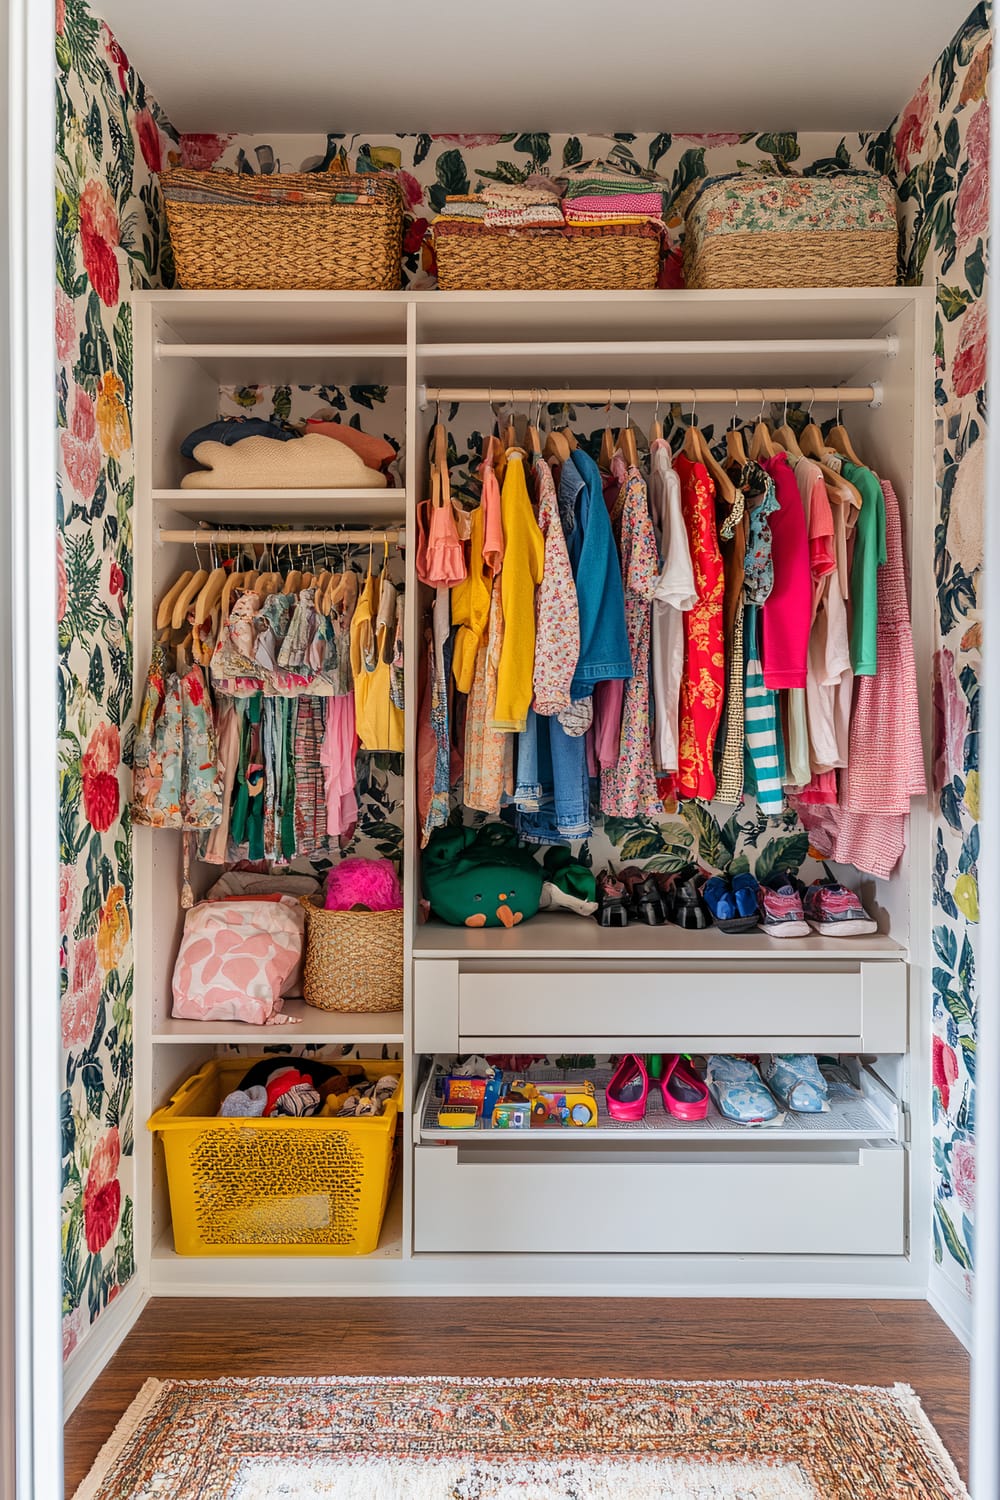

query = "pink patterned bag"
(171, 895), (305, 1026)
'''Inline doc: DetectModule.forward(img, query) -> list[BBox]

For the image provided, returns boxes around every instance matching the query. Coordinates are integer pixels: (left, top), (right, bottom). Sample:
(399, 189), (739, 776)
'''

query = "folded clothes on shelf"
(181, 432), (389, 489)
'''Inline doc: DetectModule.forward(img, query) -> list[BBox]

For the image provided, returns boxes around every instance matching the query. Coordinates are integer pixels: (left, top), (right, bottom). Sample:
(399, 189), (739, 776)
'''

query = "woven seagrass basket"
(300, 897), (403, 1013)
(161, 170), (403, 291)
(683, 173), (898, 290)
(433, 221), (661, 291)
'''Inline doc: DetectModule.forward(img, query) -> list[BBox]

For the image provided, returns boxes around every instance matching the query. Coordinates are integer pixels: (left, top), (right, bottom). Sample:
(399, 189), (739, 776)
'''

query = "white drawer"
(413, 958), (907, 1053)
(413, 1140), (906, 1256)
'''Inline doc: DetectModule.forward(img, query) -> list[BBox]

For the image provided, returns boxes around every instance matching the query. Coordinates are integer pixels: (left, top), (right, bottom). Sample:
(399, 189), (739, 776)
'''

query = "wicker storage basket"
(300, 897), (403, 1013)
(161, 169), (403, 290)
(683, 173), (898, 289)
(433, 220), (661, 291)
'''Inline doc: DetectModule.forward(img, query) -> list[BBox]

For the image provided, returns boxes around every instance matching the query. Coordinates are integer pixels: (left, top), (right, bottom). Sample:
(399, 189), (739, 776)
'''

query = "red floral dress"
(674, 455), (725, 801)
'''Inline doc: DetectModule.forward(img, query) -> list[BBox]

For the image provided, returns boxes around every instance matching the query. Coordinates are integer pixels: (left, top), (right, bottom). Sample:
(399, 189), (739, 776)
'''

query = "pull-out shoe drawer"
(413, 958), (908, 1053)
(412, 1139), (906, 1256)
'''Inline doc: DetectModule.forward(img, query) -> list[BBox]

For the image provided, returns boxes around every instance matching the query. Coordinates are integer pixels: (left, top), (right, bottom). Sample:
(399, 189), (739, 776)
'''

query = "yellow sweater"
(491, 454), (544, 733)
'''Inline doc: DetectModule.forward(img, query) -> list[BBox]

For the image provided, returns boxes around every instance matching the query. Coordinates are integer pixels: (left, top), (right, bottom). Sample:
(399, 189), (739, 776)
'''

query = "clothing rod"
(158, 528), (405, 545)
(421, 384), (882, 408)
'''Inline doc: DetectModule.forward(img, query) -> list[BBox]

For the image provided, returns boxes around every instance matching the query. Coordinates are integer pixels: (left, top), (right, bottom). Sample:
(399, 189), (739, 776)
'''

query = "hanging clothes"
(759, 452), (811, 692)
(842, 457), (888, 676)
(648, 437), (697, 775)
(600, 464), (662, 818)
(673, 453), (725, 802)
(561, 448), (632, 702)
(714, 483), (748, 806)
(797, 480), (925, 877)
(492, 452), (544, 734)
(352, 567), (404, 752)
(451, 497), (491, 694)
(465, 576), (514, 814)
(531, 452), (580, 717)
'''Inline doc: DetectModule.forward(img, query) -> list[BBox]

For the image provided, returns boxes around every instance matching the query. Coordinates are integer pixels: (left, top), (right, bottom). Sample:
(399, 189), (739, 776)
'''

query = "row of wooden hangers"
(473, 389), (868, 517)
(154, 538), (391, 644)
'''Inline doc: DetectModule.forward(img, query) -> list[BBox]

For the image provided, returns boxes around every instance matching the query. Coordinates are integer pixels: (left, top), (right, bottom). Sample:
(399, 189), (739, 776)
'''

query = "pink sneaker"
(757, 873), (810, 939)
(803, 880), (877, 937)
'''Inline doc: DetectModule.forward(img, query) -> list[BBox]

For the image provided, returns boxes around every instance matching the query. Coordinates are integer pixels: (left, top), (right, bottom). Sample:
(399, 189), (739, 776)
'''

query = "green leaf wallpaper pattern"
(56, 0), (178, 1362)
(864, 2), (989, 1291)
(55, 0), (990, 1361)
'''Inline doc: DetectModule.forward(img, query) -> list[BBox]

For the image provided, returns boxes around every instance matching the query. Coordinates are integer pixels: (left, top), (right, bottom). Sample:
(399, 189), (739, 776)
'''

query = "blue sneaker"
(703, 874), (760, 934)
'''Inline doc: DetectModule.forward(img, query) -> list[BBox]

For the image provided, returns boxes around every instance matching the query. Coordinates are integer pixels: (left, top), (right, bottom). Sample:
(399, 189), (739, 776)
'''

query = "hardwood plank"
(64, 1297), (969, 1497)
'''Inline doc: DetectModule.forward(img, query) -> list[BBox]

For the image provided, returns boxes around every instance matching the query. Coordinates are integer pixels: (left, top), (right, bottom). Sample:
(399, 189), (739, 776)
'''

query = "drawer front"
(413, 1142), (906, 1256)
(413, 959), (907, 1052)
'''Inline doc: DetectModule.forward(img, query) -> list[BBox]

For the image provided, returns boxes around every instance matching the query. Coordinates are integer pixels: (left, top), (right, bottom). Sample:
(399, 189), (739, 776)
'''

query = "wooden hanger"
(194, 563), (227, 625)
(827, 415), (863, 466)
(750, 419), (776, 461)
(650, 395), (664, 445)
(220, 569), (245, 620)
(598, 402), (617, 471)
(799, 420), (829, 461)
(282, 568), (303, 595)
(692, 426), (737, 504)
(618, 423), (639, 469)
(526, 391), (542, 456)
(775, 400), (804, 458)
(544, 428), (571, 465)
(170, 568), (209, 631)
(155, 570), (193, 630)
(726, 424), (748, 468)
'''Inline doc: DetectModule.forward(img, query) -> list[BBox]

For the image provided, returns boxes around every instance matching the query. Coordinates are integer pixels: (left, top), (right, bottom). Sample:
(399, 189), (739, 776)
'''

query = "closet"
(131, 284), (933, 1294)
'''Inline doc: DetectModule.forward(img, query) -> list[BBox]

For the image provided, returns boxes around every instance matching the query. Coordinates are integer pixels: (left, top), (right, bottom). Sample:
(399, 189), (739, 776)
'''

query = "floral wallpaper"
(56, 0), (176, 1359)
(863, 2), (990, 1293)
(55, 0), (988, 1357)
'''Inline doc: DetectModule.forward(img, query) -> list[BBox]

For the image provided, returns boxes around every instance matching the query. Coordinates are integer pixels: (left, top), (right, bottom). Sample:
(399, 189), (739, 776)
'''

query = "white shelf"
(417, 1062), (901, 1145)
(153, 489), (406, 525)
(153, 997), (404, 1045)
(414, 913), (905, 962)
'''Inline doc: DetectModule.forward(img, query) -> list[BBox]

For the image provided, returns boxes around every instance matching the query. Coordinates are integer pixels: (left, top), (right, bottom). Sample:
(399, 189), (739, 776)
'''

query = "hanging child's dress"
(600, 465), (662, 818)
(674, 454), (725, 801)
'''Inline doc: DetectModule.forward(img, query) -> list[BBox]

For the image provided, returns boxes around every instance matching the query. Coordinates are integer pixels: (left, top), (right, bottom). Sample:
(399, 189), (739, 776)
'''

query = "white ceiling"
(97, 0), (975, 135)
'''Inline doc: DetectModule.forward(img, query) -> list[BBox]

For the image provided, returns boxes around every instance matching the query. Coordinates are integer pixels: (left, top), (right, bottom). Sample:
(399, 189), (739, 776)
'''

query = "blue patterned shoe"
(763, 1054), (829, 1113)
(704, 1055), (780, 1124)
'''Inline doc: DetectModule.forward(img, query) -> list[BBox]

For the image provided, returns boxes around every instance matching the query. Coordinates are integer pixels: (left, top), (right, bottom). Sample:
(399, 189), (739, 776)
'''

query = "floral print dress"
(600, 467), (662, 818)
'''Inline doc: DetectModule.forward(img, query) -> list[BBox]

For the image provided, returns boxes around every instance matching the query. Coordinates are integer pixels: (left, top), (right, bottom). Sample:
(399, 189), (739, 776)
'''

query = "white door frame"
(3, 0), (64, 1495)
(970, 48), (1000, 1499)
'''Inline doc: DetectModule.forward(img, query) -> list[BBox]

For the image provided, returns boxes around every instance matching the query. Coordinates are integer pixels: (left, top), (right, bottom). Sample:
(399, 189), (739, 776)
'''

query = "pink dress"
(797, 480), (926, 878)
(760, 453), (812, 690)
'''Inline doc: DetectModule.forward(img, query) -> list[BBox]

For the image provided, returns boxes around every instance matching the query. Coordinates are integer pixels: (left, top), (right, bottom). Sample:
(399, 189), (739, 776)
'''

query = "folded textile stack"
(161, 168), (393, 209)
(559, 163), (666, 226)
(179, 415), (394, 490)
(433, 176), (566, 234)
(481, 180), (565, 228)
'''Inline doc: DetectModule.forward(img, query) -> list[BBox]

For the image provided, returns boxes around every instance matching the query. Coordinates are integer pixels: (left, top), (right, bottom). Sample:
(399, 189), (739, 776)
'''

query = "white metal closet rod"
(422, 384), (881, 406)
(159, 528), (405, 544)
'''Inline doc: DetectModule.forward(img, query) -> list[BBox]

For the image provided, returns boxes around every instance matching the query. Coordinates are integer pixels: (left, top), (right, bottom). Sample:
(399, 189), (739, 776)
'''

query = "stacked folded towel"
(559, 163), (667, 226)
(433, 175), (566, 231)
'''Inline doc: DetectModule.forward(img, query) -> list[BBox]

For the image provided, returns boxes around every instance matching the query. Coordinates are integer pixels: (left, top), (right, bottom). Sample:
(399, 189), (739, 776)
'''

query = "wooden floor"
(64, 1296), (970, 1496)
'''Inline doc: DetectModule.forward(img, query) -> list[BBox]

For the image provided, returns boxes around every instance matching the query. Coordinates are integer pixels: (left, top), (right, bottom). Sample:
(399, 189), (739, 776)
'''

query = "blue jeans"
(516, 710), (592, 844)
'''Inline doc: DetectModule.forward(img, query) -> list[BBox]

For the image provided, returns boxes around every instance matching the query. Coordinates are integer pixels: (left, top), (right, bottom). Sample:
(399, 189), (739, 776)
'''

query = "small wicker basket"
(433, 220), (661, 291)
(300, 897), (403, 1013)
(161, 169), (404, 291)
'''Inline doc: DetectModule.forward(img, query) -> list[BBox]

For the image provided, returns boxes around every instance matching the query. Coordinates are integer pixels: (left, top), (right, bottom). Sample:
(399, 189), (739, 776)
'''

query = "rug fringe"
(72, 1378), (165, 1500)
(890, 1383), (970, 1500)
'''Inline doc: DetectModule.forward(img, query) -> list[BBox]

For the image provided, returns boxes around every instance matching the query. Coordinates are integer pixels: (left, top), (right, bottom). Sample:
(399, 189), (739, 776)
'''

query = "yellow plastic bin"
(148, 1057), (401, 1256)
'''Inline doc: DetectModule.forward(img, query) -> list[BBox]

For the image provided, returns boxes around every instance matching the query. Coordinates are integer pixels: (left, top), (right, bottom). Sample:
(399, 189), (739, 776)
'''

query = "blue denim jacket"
(560, 449), (632, 699)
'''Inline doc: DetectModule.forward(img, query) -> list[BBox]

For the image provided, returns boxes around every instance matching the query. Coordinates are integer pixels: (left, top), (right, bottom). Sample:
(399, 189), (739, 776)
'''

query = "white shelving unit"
(131, 286), (934, 1298)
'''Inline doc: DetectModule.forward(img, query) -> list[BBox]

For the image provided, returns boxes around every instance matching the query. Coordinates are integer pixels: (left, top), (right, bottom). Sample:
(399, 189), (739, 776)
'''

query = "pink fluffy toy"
(324, 857), (403, 912)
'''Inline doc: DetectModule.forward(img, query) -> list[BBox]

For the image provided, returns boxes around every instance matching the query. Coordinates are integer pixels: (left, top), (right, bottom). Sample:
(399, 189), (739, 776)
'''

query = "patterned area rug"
(74, 1375), (968, 1499)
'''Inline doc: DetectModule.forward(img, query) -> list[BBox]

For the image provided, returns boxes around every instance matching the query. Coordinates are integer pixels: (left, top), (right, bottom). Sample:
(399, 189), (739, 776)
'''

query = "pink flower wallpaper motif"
(56, 0), (177, 1360)
(865, 1), (989, 1287)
